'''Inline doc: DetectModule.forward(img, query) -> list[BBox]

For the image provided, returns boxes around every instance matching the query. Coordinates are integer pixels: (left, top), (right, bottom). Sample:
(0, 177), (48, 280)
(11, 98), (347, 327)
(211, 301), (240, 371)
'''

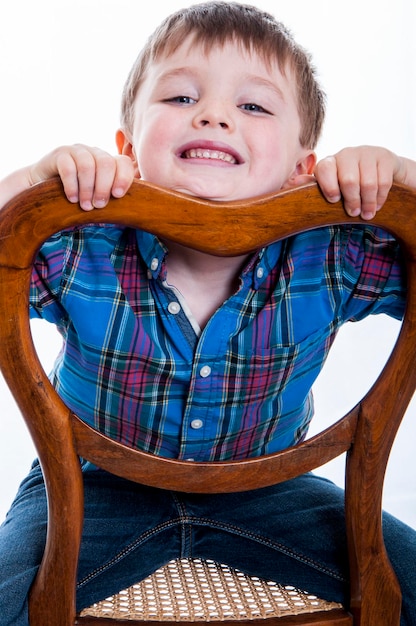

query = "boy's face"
(118, 38), (316, 201)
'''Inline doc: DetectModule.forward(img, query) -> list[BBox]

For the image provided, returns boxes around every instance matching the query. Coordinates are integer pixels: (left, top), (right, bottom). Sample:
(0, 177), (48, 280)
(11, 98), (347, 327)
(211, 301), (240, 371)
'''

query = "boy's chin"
(171, 182), (253, 202)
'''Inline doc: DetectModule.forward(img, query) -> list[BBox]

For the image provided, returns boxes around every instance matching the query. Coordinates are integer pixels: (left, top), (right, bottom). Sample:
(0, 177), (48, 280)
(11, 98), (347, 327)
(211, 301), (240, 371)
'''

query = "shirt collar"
(136, 230), (169, 281)
(136, 230), (282, 288)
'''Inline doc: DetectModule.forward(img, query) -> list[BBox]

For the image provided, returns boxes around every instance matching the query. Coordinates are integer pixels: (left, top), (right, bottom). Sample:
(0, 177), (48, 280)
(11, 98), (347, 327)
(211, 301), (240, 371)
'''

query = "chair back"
(1, 179), (415, 625)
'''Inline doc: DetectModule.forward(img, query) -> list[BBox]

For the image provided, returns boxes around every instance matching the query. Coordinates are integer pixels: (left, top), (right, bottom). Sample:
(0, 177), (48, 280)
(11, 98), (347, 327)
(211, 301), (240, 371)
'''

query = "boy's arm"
(315, 146), (416, 220)
(0, 145), (134, 211)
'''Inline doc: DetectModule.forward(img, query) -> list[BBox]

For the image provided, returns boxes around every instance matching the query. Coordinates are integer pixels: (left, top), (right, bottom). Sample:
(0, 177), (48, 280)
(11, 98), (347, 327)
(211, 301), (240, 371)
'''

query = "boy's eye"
(165, 95), (197, 105)
(239, 103), (270, 114)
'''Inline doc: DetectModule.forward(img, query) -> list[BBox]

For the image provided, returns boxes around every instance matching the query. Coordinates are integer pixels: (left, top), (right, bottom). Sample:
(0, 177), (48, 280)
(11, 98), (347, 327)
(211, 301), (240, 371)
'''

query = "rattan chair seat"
(80, 558), (342, 621)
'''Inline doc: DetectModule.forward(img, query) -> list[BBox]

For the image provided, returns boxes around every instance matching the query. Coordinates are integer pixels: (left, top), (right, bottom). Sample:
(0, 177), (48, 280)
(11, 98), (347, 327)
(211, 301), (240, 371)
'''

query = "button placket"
(179, 360), (213, 460)
(179, 300), (241, 460)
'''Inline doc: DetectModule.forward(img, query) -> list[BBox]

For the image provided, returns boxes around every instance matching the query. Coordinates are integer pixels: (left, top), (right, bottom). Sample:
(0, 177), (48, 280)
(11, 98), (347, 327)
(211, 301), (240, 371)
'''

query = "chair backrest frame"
(1, 178), (415, 625)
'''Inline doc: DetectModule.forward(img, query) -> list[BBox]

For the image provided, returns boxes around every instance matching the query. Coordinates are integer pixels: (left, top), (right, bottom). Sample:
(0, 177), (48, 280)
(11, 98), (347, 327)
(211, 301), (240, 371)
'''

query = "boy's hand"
(28, 144), (135, 211)
(315, 146), (412, 220)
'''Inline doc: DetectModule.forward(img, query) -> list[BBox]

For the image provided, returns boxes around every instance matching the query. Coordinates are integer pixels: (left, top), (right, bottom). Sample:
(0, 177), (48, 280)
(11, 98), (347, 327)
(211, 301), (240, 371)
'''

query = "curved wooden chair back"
(0, 179), (415, 626)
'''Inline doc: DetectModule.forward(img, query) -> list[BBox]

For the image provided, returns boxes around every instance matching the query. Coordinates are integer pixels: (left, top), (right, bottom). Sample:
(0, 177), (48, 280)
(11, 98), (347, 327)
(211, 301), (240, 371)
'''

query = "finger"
(355, 148), (393, 219)
(111, 155), (136, 199)
(67, 145), (99, 211)
(357, 155), (394, 220)
(373, 160), (394, 215)
(91, 153), (135, 208)
(354, 159), (379, 220)
(336, 160), (362, 217)
(314, 156), (342, 202)
(89, 149), (118, 208)
(55, 151), (81, 204)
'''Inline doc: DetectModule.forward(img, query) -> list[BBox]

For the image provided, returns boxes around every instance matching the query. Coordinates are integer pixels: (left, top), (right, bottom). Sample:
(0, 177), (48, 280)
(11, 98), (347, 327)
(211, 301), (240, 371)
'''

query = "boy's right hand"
(28, 144), (135, 211)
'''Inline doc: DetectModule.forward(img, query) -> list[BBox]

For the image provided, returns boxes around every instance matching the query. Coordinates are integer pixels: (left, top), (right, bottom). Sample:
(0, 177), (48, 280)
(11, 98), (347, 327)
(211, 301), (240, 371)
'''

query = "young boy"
(1, 3), (415, 625)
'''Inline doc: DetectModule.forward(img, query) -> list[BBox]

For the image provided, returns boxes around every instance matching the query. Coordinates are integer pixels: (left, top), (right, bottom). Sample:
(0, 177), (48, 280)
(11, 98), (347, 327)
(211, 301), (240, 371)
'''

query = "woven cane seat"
(80, 558), (342, 621)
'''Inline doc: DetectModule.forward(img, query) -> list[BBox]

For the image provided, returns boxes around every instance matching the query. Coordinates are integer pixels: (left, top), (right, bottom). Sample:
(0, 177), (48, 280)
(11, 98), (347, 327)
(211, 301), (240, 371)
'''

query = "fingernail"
(361, 211), (374, 220)
(328, 194), (341, 203)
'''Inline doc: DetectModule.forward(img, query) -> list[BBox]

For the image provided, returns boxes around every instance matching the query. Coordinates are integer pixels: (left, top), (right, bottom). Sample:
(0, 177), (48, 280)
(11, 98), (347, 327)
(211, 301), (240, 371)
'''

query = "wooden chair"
(0, 178), (415, 626)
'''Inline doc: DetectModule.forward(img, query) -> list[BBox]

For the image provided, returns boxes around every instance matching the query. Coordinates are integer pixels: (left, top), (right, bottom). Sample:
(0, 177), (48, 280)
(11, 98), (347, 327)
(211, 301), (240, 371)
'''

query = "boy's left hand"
(315, 146), (409, 220)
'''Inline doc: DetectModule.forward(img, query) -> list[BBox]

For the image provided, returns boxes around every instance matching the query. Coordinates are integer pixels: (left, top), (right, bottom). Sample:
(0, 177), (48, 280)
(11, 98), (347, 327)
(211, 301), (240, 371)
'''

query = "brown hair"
(120, 1), (325, 149)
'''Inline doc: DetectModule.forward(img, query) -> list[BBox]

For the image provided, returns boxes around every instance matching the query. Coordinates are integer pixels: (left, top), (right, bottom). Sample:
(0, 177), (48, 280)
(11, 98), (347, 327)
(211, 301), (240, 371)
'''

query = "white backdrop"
(0, 0), (415, 527)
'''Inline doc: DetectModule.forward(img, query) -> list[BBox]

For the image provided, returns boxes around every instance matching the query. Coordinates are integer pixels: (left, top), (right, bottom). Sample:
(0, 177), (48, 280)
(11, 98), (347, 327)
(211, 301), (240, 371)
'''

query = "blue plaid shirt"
(30, 223), (404, 461)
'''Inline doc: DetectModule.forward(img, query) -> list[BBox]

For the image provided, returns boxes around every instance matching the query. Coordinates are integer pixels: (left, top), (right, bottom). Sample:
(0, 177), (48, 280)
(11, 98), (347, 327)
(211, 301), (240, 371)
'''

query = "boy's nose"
(199, 120), (229, 129)
(193, 103), (234, 131)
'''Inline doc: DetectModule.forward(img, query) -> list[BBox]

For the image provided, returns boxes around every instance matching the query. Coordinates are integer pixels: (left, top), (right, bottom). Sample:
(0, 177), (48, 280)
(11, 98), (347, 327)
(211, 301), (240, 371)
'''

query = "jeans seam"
(172, 492), (192, 558)
(76, 513), (347, 590)
(188, 517), (347, 583)
(76, 518), (183, 589)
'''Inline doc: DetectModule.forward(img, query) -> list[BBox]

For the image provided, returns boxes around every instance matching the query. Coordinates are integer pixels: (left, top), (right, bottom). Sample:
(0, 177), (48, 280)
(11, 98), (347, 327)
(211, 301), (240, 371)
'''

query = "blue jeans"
(1, 459), (415, 625)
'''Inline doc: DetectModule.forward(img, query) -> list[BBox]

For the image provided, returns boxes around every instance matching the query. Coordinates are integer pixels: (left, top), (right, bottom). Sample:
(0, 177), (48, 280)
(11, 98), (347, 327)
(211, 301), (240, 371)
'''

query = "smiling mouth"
(181, 148), (238, 164)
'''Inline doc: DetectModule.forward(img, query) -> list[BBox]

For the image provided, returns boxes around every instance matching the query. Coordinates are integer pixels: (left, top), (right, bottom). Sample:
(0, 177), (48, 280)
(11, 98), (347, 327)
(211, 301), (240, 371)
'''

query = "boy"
(1, 3), (415, 625)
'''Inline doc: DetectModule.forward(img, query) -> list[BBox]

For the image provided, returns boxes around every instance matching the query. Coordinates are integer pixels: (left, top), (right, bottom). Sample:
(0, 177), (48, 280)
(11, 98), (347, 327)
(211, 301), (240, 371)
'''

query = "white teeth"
(184, 148), (237, 164)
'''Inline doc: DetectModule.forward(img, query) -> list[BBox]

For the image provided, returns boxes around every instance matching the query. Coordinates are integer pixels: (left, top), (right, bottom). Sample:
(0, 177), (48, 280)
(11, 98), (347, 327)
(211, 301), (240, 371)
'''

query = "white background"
(0, 0), (415, 527)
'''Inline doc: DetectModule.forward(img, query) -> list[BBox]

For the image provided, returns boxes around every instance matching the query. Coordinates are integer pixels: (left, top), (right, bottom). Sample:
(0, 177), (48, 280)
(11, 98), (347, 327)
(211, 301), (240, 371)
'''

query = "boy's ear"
(282, 152), (317, 189)
(116, 129), (141, 177)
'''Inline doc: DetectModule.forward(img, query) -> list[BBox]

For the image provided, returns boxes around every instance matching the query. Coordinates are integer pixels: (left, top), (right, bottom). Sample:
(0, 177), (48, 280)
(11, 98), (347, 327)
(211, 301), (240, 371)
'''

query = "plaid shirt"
(30, 223), (405, 461)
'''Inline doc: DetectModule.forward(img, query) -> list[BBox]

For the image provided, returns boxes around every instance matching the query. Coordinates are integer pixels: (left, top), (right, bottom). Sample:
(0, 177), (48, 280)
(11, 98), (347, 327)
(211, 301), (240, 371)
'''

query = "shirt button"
(190, 419), (203, 430)
(150, 258), (159, 271)
(256, 267), (264, 279)
(200, 365), (211, 378)
(168, 301), (181, 315)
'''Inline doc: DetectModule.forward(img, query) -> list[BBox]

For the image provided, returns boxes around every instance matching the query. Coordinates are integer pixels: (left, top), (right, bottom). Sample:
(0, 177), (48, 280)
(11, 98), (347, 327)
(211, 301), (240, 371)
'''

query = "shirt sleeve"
(29, 231), (69, 326)
(340, 225), (405, 322)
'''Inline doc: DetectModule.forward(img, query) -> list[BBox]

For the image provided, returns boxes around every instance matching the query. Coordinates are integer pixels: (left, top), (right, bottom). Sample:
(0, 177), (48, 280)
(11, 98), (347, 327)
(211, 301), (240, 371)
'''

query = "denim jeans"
(1, 459), (415, 626)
